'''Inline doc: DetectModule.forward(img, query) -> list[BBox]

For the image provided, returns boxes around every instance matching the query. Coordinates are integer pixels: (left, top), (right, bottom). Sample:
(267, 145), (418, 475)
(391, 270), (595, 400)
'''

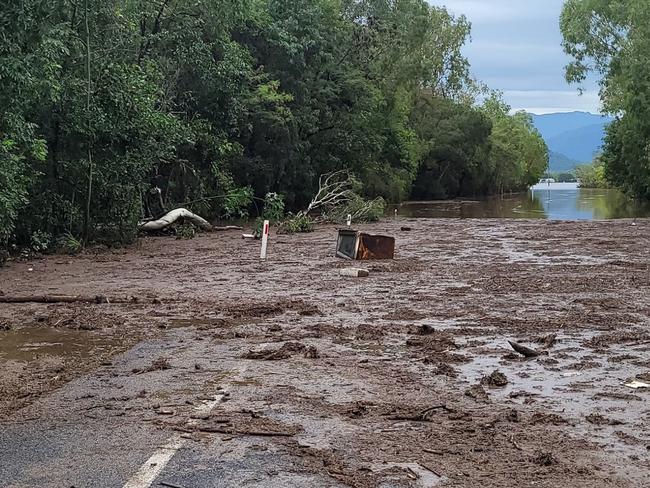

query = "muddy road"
(0, 218), (649, 487)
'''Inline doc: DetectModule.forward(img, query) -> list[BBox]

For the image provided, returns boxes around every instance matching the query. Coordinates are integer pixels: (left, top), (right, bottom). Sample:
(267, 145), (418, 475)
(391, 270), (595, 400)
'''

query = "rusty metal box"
(336, 230), (395, 260)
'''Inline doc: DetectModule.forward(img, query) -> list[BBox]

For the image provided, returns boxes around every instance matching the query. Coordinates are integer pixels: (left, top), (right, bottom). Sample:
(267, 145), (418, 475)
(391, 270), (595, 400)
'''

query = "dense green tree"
(0, 0), (549, 256)
(410, 95), (492, 199)
(561, 0), (650, 199)
(576, 158), (609, 189)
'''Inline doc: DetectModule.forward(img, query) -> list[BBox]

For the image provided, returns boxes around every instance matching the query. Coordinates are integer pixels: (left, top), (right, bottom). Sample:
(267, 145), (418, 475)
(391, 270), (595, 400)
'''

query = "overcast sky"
(429, 0), (601, 114)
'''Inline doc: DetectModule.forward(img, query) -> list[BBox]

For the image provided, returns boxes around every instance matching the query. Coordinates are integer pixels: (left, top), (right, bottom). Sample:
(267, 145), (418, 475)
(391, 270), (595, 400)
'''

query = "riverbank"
(1, 218), (649, 487)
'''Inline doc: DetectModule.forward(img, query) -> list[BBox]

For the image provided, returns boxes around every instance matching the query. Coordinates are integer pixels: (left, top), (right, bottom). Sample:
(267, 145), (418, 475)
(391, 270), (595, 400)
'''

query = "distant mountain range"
(530, 112), (614, 173)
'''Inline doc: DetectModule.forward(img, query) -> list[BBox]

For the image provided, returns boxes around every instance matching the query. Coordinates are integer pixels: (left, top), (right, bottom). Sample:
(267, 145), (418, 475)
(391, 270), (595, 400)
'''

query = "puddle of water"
(374, 462), (443, 487)
(0, 327), (120, 362)
(457, 333), (650, 461)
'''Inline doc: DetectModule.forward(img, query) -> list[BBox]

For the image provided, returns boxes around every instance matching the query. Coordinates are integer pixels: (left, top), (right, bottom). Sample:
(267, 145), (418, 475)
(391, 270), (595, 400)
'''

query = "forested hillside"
(0, 0), (548, 252)
(531, 112), (613, 172)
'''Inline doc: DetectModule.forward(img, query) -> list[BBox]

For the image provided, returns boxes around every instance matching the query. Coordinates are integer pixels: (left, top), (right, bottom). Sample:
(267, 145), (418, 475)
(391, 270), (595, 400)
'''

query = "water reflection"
(390, 183), (650, 220)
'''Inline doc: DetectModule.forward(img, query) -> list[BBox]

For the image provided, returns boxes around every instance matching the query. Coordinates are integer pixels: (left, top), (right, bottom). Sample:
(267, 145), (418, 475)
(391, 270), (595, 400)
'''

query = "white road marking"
(122, 394), (223, 488)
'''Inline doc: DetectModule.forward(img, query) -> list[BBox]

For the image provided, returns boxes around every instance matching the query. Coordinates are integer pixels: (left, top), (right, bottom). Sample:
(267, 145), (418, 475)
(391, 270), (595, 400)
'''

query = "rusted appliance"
(336, 230), (395, 260)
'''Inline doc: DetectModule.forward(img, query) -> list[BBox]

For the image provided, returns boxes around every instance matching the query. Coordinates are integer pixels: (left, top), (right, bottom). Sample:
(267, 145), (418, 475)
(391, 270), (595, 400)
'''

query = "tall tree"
(561, 0), (650, 199)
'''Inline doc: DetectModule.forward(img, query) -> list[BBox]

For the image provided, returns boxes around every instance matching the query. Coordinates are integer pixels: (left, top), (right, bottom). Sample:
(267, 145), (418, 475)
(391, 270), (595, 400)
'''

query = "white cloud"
(426, 1), (604, 113)
(504, 90), (602, 114)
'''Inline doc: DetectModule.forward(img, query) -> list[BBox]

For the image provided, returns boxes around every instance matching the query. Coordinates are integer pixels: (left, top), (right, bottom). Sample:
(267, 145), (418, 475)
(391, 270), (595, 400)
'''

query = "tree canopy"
(0, 0), (548, 252)
(561, 0), (650, 199)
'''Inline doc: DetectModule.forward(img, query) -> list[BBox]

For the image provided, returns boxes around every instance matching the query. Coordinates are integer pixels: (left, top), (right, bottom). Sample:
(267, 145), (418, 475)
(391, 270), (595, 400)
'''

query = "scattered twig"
(508, 434), (523, 451)
(159, 482), (185, 488)
(389, 405), (453, 421)
(422, 448), (444, 455)
(419, 463), (442, 478)
(0, 294), (151, 304)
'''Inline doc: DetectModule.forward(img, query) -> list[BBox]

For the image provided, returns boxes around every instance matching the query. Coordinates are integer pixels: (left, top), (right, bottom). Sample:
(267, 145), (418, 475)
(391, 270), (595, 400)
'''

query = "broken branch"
(508, 341), (546, 358)
(0, 295), (150, 304)
(139, 208), (212, 232)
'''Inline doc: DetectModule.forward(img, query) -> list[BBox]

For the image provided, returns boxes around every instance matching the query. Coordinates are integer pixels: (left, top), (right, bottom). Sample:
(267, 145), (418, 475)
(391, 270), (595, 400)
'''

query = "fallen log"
(0, 295), (144, 304)
(139, 208), (212, 232)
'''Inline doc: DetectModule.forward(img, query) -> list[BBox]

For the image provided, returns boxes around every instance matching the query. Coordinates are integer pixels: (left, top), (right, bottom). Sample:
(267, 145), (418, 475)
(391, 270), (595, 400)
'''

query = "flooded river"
(390, 183), (650, 220)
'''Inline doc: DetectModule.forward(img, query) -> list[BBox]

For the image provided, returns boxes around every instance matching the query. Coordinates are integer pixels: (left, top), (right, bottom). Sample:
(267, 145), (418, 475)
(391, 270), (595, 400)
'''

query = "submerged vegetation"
(0, 0), (549, 253)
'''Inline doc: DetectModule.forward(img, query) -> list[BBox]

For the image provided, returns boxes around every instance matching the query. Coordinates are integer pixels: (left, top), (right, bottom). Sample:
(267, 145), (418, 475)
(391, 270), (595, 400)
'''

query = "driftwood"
(0, 295), (146, 304)
(139, 208), (212, 232)
(508, 340), (546, 358)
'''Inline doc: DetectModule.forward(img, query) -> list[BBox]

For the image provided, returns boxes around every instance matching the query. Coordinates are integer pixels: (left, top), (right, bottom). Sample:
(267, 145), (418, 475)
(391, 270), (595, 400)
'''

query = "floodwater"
(0, 327), (120, 362)
(390, 183), (650, 220)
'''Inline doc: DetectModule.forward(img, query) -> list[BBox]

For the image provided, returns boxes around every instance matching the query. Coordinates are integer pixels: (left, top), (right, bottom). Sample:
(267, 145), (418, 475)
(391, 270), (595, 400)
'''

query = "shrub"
(55, 232), (82, 255)
(30, 230), (52, 253)
(278, 214), (315, 234)
(175, 222), (197, 240)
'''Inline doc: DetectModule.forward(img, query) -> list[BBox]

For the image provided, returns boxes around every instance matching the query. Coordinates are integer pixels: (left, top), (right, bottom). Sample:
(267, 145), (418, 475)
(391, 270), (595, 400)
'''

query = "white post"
(394, 209), (398, 219)
(346, 214), (352, 227)
(260, 220), (270, 260)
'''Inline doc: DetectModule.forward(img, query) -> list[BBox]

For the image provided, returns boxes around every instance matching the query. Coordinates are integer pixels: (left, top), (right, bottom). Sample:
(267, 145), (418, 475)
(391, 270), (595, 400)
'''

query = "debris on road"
(389, 405), (453, 422)
(2, 218), (650, 487)
(138, 208), (212, 232)
(535, 333), (558, 348)
(159, 481), (186, 488)
(336, 229), (395, 260)
(623, 380), (650, 389)
(508, 340), (547, 358)
(242, 342), (316, 361)
(340, 268), (370, 278)
(531, 451), (557, 467)
(0, 294), (147, 304)
(585, 414), (623, 426)
(480, 370), (509, 387)
(465, 385), (490, 403)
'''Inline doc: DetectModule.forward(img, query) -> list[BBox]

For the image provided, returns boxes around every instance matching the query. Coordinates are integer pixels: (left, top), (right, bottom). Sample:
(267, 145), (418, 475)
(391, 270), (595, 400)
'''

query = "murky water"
(389, 183), (650, 220)
(456, 332), (650, 463)
(0, 327), (119, 362)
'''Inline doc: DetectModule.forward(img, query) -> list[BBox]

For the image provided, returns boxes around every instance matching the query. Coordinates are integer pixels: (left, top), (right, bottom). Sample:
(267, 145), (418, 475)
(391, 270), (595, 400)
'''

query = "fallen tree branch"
(0, 295), (151, 304)
(139, 208), (212, 232)
(508, 341), (546, 358)
(300, 170), (356, 217)
(159, 482), (186, 488)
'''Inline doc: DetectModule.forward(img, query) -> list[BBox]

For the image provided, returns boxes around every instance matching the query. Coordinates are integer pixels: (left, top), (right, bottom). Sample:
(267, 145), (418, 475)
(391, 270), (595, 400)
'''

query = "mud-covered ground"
(1, 218), (649, 487)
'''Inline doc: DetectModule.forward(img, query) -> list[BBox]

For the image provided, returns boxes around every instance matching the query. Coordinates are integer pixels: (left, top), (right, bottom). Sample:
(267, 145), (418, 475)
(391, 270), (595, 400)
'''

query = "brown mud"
(1, 218), (649, 487)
